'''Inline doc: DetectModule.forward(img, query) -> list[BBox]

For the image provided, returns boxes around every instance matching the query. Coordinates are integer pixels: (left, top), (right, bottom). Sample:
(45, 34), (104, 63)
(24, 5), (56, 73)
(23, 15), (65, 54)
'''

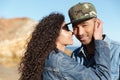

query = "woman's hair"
(19, 13), (64, 80)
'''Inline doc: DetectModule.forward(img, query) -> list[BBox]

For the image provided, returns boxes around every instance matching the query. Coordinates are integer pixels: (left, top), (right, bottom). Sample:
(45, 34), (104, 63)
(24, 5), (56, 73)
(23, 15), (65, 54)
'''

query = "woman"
(19, 13), (110, 80)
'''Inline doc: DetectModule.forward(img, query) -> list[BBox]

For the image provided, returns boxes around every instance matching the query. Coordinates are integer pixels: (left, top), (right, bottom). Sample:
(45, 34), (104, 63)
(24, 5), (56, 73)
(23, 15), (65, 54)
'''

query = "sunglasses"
(62, 24), (70, 31)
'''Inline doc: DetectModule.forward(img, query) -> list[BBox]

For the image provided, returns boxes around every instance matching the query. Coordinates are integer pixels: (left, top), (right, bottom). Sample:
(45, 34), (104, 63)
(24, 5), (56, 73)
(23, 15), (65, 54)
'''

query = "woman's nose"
(72, 32), (74, 35)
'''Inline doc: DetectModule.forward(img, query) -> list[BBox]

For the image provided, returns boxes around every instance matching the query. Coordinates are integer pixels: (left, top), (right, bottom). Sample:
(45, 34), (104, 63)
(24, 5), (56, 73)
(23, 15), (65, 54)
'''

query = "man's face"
(72, 18), (95, 45)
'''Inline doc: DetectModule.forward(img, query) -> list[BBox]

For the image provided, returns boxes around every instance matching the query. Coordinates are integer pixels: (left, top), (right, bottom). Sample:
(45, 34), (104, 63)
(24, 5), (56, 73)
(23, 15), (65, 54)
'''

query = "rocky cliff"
(0, 17), (37, 67)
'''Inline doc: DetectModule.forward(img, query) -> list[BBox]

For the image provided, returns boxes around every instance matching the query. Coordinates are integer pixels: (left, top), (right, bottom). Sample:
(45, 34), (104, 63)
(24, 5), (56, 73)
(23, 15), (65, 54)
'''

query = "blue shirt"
(72, 35), (120, 80)
(42, 40), (111, 80)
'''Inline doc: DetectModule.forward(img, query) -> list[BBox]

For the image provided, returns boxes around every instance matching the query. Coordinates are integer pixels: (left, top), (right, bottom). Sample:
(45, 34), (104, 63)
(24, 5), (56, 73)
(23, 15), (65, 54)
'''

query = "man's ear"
(93, 18), (103, 40)
(95, 18), (103, 28)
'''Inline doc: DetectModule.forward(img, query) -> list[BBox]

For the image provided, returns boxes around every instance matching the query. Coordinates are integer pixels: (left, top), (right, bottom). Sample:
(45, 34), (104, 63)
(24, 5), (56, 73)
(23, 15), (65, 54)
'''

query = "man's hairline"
(72, 17), (97, 27)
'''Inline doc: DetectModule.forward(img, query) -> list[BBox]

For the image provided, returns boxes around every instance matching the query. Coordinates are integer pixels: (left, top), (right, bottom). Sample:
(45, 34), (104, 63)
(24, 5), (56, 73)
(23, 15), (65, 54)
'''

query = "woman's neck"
(56, 43), (66, 52)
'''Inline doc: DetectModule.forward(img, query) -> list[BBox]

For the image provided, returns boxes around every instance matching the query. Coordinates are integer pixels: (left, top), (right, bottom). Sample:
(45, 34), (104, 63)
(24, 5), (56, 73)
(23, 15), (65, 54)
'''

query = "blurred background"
(0, 0), (120, 80)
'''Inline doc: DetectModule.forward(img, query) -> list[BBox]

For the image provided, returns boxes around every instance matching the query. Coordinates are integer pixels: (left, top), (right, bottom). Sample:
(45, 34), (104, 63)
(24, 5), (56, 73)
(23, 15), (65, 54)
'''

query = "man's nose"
(77, 27), (84, 35)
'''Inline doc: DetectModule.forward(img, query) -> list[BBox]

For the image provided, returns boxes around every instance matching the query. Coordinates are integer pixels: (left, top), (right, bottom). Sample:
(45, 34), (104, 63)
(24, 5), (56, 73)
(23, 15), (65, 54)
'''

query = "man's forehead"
(72, 18), (95, 26)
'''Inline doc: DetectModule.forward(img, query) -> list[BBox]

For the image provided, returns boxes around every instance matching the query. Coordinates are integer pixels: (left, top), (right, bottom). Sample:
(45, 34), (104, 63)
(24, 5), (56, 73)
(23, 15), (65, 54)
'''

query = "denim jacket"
(104, 35), (120, 80)
(72, 35), (120, 80)
(42, 40), (111, 80)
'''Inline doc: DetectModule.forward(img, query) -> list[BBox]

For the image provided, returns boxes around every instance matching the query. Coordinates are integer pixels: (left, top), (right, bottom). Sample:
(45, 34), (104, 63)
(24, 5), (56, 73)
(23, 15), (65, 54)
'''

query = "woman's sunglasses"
(62, 24), (70, 31)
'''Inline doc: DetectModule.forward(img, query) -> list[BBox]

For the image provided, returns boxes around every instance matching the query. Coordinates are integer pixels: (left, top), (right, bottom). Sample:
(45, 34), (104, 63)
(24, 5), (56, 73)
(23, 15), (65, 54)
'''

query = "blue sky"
(0, 0), (120, 46)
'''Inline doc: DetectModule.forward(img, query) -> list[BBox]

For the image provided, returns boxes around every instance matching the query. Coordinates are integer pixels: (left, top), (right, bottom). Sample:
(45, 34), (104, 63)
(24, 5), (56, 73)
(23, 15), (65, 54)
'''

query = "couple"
(19, 2), (120, 80)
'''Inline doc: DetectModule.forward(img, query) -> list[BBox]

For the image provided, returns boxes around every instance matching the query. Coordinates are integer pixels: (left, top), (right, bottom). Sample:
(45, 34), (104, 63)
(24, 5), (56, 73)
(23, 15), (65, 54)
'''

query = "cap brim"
(66, 17), (95, 25)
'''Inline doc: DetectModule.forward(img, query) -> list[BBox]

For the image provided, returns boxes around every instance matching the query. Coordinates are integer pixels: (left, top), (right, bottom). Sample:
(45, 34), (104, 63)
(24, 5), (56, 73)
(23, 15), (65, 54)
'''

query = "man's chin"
(81, 40), (91, 45)
(82, 42), (89, 45)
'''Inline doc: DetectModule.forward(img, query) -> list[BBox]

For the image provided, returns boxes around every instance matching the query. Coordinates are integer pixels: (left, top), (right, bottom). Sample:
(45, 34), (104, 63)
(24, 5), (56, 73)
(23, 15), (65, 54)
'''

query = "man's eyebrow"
(81, 21), (89, 24)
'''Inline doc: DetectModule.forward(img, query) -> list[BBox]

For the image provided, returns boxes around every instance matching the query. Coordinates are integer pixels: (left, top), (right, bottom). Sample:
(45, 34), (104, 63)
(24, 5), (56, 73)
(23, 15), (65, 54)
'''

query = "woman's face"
(56, 22), (73, 46)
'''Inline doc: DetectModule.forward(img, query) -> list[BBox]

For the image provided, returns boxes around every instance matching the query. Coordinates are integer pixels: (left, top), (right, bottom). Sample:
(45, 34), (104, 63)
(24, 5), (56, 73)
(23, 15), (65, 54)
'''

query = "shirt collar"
(79, 46), (87, 57)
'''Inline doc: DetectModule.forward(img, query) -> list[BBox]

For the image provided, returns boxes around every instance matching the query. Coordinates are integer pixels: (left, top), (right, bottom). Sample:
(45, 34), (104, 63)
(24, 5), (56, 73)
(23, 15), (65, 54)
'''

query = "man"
(67, 2), (120, 80)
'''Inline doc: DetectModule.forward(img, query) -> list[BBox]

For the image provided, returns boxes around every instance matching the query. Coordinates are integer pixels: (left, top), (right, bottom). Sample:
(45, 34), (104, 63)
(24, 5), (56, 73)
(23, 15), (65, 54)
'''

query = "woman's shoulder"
(45, 50), (71, 68)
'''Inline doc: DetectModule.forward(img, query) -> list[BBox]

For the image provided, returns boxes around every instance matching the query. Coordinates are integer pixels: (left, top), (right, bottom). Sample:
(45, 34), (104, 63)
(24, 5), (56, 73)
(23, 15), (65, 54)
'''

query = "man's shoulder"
(110, 40), (120, 46)
(104, 35), (120, 49)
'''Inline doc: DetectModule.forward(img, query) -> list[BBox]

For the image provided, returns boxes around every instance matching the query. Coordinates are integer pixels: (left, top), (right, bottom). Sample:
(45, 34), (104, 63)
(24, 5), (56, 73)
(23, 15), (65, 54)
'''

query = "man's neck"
(84, 35), (104, 55)
(83, 39), (95, 59)
(86, 41), (95, 55)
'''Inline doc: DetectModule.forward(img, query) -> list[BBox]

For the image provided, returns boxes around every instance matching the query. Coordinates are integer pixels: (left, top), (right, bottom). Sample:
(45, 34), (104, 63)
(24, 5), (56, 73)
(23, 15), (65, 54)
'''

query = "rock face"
(0, 17), (37, 67)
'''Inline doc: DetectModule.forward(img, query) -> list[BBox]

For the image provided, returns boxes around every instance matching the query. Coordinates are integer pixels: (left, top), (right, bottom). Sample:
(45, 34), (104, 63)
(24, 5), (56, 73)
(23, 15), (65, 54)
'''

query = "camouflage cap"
(67, 2), (97, 25)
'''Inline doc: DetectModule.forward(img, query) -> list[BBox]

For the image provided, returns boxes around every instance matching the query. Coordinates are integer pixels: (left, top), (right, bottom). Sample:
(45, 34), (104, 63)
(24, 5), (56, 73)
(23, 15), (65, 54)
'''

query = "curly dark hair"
(19, 13), (65, 80)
